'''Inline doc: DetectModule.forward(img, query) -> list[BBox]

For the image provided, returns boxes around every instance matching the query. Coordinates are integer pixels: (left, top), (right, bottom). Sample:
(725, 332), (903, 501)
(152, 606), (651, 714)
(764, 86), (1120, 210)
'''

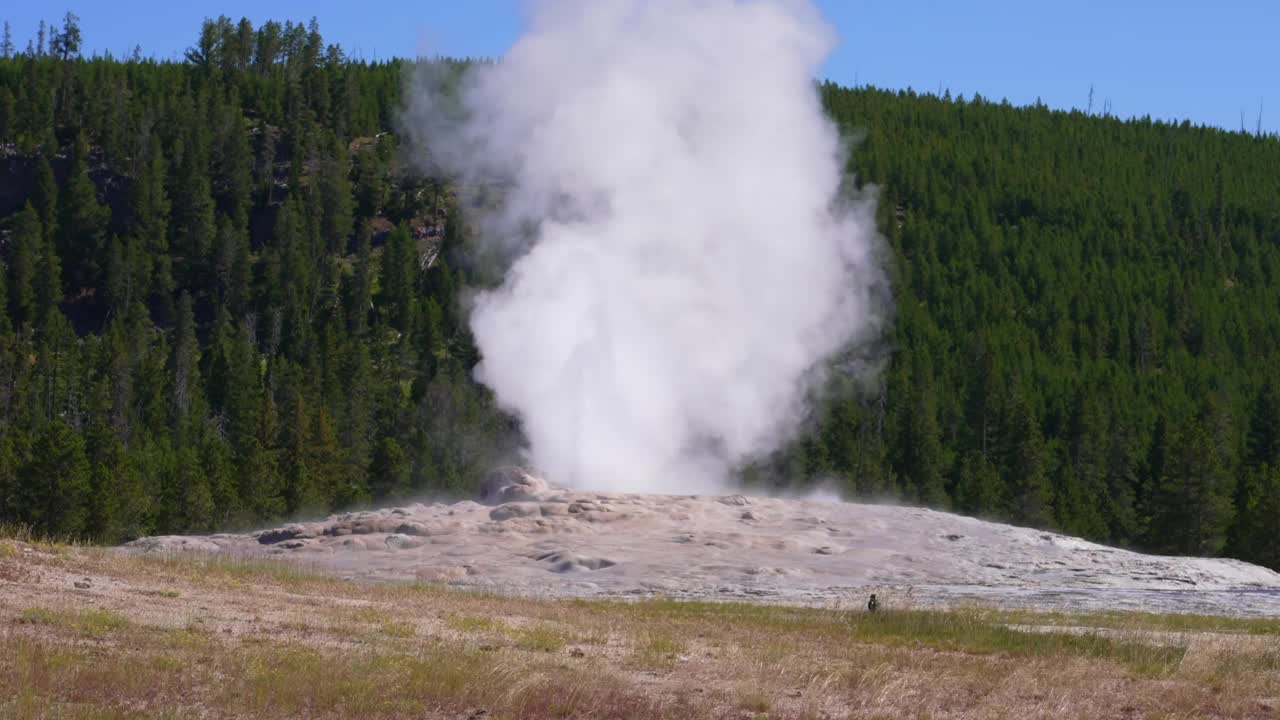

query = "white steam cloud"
(407, 0), (888, 494)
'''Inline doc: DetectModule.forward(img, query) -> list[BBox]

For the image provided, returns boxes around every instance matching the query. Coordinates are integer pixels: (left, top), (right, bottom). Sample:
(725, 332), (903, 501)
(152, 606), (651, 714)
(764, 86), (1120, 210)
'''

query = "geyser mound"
(127, 469), (1280, 617)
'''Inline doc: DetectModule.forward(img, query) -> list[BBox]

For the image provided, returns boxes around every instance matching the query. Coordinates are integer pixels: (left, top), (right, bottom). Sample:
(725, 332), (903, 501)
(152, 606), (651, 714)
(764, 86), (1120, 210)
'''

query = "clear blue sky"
(4, 1), (1277, 134)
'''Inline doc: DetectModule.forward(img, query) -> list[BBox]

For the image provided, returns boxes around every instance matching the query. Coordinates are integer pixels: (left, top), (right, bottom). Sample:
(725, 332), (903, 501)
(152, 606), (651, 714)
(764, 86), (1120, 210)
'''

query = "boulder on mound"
(125, 536), (223, 554)
(478, 466), (554, 505)
(535, 551), (617, 573)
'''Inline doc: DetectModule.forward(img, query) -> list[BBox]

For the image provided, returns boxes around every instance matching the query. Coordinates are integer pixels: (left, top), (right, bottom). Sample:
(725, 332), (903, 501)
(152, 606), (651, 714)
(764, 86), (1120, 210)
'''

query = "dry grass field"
(2, 534), (1278, 719)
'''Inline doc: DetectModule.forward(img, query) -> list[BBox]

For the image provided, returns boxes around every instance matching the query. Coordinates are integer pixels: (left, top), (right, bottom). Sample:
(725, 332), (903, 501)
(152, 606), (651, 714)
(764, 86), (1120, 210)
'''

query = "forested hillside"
(0, 15), (520, 542)
(0, 15), (1277, 570)
(803, 84), (1280, 570)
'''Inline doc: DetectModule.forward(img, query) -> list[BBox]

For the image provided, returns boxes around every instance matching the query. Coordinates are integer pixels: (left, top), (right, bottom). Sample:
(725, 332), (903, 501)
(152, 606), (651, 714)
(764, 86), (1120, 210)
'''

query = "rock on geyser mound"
(478, 466), (555, 504)
(124, 468), (1280, 617)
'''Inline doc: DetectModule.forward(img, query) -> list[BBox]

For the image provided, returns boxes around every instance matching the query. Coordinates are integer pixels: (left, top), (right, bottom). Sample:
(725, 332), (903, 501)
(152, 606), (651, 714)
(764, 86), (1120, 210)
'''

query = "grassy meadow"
(1, 535), (1277, 719)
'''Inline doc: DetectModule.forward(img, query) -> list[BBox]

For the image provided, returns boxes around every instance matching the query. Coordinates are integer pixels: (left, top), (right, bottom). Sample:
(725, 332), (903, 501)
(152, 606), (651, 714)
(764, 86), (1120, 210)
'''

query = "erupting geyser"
(406, 0), (889, 493)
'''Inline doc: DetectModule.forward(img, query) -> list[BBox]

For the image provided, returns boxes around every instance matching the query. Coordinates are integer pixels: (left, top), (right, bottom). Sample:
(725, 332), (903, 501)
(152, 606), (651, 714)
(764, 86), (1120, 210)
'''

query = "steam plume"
(407, 0), (888, 493)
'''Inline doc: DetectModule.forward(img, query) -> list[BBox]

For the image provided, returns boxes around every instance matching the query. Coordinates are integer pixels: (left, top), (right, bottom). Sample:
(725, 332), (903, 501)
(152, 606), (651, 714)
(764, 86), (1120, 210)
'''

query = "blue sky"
(4, 1), (1277, 134)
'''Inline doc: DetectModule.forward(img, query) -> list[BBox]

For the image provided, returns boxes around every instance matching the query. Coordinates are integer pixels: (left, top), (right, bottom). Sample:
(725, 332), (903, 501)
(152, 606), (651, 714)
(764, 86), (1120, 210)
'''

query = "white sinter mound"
(127, 468), (1280, 617)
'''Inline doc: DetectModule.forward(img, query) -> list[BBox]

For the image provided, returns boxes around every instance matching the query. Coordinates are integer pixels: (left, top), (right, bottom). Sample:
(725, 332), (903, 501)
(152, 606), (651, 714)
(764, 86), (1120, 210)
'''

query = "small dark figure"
(867, 593), (879, 613)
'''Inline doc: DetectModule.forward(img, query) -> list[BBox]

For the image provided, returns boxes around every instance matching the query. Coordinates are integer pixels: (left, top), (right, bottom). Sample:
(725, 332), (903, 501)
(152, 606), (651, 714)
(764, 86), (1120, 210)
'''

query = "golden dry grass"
(0, 537), (1277, 719)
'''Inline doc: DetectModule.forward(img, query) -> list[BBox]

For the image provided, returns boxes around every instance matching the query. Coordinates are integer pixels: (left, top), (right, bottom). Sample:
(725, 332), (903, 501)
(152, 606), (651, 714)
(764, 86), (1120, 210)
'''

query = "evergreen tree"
(222, 321), (262, 452)
(171, 130), (217, 289)
(185, 18), (224, 69)
(211, 102), (253, 223)
(1057, 392), (1107, 537)
(131, 136), (173, 313)
(83, 421), (136, 541)
(0, 265), (8, 405)
(965, 335), (1001, 458)
(18, 420), (91, 536)
(1004, 395), (1054, 528)
(37, 307), (81, 424)
(199, 434), (238, 527)
(892, 381), (948, 507)
(176, 446), (215, 531)
(0, 432), (24, 525)
(307, 407), (345, 508)
(1231, 465), (1280, 569)
(0, 259), (7, 333)
(1149, 418), (1236, 556)
(213, 213), (251, 315)
(369, 436), (410, 501)
(56, 132), (110, 292)
(7, 204), (43, 327)
(379, 224), (417, 332)
(354, 148), (387, 219)
(252, 119), (277, 198)
(319, 131), (354, 254)
(347, 221), (374, 336)
(1245, 379), (1280, 470)
(280, 390), (318, 515)
(1140, 415), (1170, 536)
(32, 155), (59, 240)
(50, 12), (82, 61)
(953, 449), (1003, 515)
(171, 292), (202, 442)
(229, 18), (256, 73)
(1102, 419), (1140, 545)
(103, 314), (134, 441)
(0, 87), (15, 142)
(254, 21), (283, 72)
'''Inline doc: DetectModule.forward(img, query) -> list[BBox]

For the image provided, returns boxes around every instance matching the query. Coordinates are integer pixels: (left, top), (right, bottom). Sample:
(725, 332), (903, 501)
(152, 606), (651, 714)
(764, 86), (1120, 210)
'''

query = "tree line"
(0, 16), (1277, 571)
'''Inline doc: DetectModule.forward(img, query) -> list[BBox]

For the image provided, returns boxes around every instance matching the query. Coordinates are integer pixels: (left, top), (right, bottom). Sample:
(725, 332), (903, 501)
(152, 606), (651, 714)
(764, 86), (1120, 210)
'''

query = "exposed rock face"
(124, 468), (1280, 617)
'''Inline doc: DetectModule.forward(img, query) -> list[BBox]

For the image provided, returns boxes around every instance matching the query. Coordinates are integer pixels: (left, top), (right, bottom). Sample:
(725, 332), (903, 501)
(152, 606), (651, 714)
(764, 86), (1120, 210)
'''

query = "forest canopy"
(0, 15), (1277, 571)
